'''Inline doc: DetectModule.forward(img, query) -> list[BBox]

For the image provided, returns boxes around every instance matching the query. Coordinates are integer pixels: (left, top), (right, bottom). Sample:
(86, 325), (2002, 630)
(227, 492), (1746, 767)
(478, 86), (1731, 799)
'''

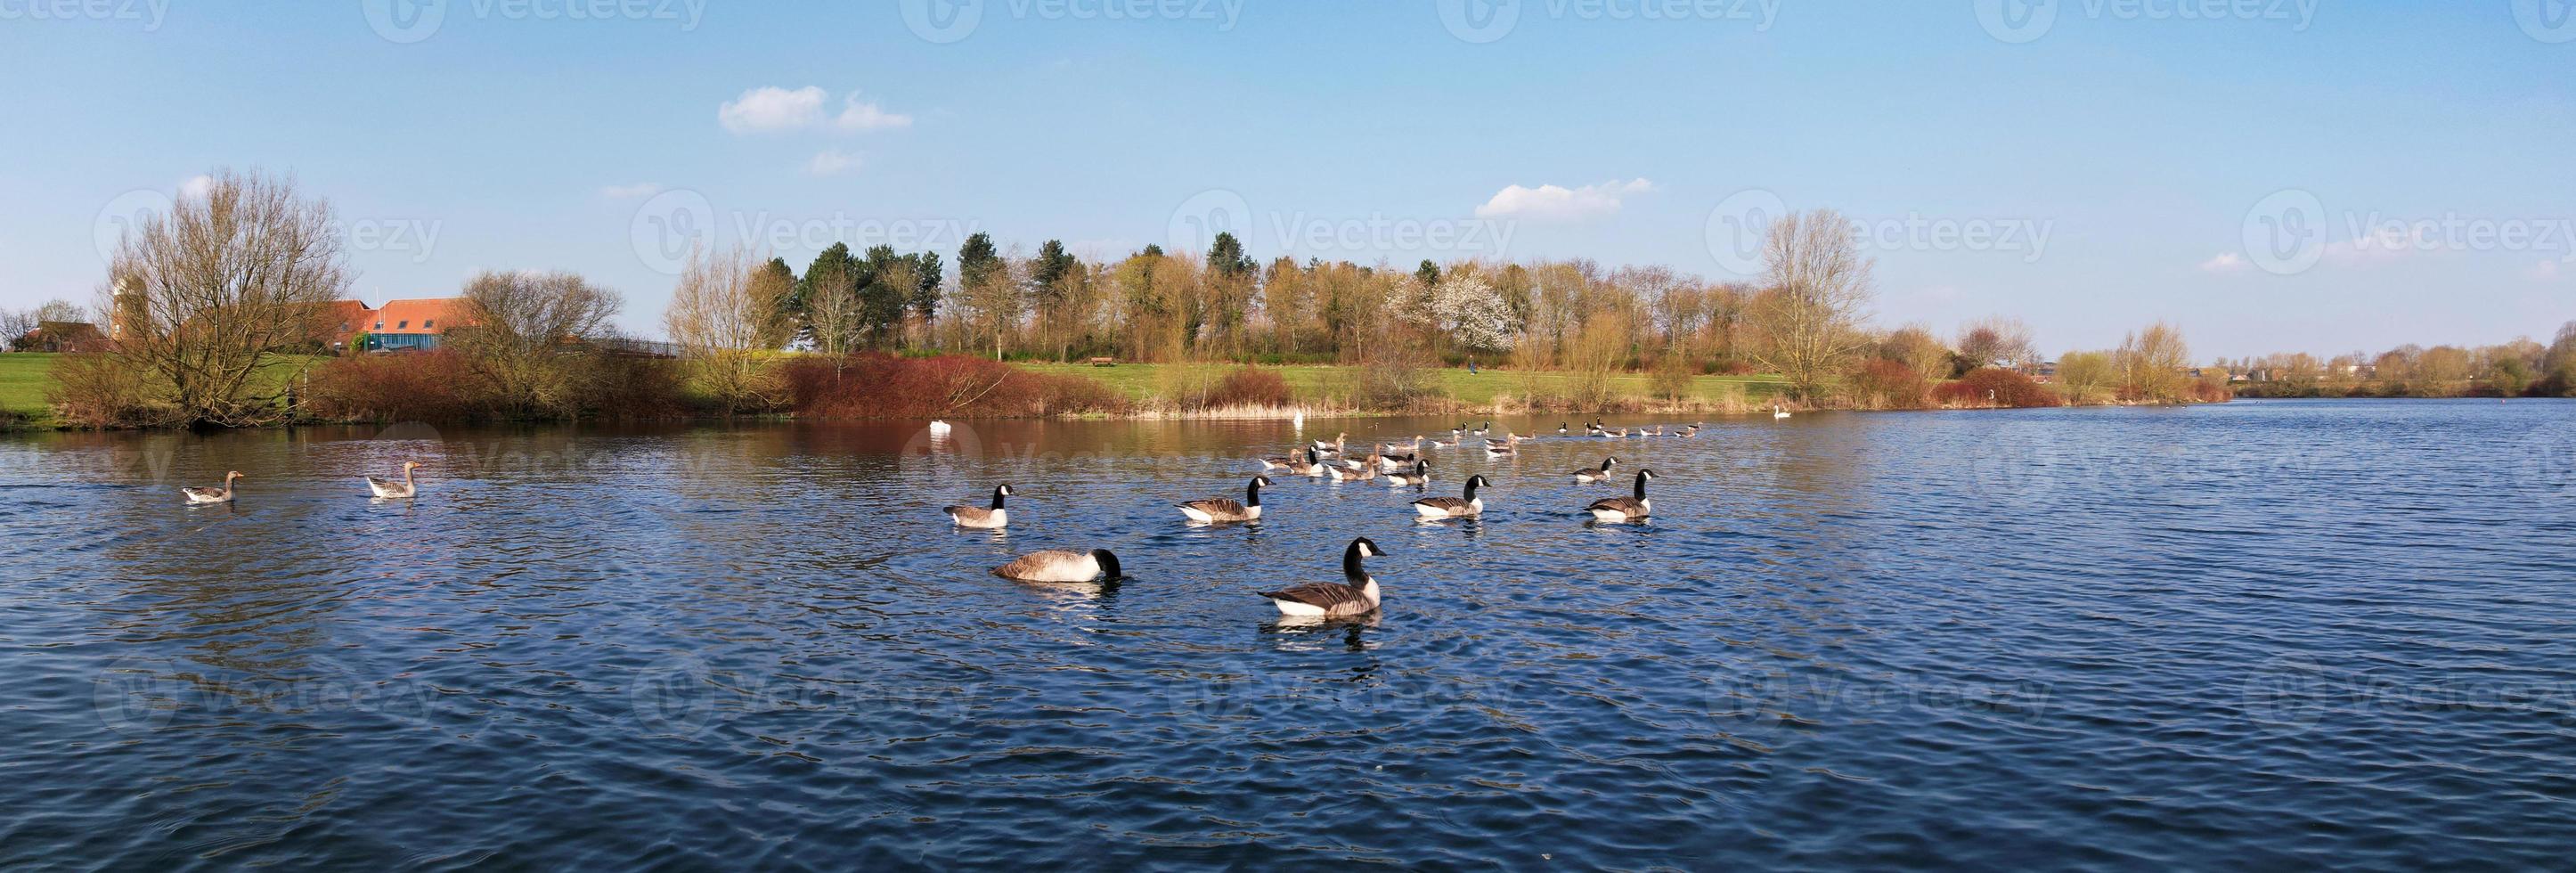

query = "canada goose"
(1557, 422), (1569, 435)
(1412, 474), (1489, 518)
(1385, 460), (1431, 486)
(1483, 435), (1518, 457)
(1310, 432), (1348, 454)
(944, 484), (1015, 528)
(1328, 454), (1380, 482)
(1179, 476), (1270, 523)
(1573, 456), (1619, 484)
(1471, 420), (1492, 436)
(1286, 448), (1328, 477)
(366, 461), (426, 499)
(1773, 406), (1791, 420)
(1586, 469), (1658, 522)
(1585, 420), (1605, 436)
(1675, 423), (1701, 437)
(1259, 447), (1298, 469)
(1258, 537), (1386, 617)
(992, 548), (1123, 583)
(183, 471), (243, 505)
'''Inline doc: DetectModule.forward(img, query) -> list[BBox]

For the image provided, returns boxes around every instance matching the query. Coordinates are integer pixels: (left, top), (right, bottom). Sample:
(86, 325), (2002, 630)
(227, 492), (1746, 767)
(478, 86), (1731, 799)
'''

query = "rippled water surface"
(4, 400), (2574, 869)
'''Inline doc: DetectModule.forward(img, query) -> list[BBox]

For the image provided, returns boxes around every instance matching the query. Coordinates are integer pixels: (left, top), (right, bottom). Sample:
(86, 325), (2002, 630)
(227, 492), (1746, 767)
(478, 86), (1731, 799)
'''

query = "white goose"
(365, 461), (426, 499)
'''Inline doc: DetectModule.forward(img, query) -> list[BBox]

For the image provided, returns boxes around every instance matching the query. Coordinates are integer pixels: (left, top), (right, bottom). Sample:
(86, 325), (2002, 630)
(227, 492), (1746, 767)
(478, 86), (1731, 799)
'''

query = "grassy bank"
(1009, 362), (1789, 413)
(0, 353), (59, 428)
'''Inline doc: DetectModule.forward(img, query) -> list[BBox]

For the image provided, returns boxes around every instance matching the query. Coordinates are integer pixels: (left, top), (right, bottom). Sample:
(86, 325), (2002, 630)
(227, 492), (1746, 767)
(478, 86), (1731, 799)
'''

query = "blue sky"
(2, 0), (2569, 357)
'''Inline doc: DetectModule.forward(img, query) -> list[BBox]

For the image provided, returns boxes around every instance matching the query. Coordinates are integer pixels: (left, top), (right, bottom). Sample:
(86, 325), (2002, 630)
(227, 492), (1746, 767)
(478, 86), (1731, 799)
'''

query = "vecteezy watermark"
(898, 0), (1247, 44)
(2515, 0), (2576, 43)
(1703, 188), (1788, 276)
(1437, 0), (1781, 43)
(94, 186), (444, 266)
(2238, 188), (2576, 276)
(1976, 0), (2320, 45)
(626, 188), (983, 274)
(1167, 190), (1518, 262)
(1848, 212), (2055, 264)
(0, 0), (169, 29)
(363, 0), (708, 45)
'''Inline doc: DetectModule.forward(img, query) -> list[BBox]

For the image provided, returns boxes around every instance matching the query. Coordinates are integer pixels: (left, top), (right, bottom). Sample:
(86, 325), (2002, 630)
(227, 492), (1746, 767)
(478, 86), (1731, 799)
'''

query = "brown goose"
(1258, 537), (1386, 617)
(1285, 448), (1329, 477)
(1586, 469), (1658, 522)
(992, 548), (1123, 583)
(366, 461), (426, 499)
(183, 471), (242, 505)
(1328, 454), (1379, 483)
(1309, 431), (1348, 455)
(1412, 475), (1489, 518)
(1573, 456), (1619, 484)
(944, 485), (1014, 528)
(1178, 476), (1270, 523)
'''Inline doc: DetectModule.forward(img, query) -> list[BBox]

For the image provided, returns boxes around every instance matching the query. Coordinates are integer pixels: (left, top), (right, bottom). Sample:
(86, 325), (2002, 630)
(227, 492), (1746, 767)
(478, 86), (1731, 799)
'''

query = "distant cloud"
(599, 183), (664, 200)
(2198, 252), (2249, 273)
(720, 86), (911, 135)
(180, 175), (216, 199)
(2528, 259), (2565, 281)
(806, 150), (862, 176)
(1475, 178), (1654, 221)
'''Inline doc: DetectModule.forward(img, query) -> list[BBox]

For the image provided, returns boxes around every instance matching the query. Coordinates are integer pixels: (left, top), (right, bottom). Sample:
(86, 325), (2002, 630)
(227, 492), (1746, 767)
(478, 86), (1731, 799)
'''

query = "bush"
(305, 350), (480, 422)
(787, 353), (1128, 419)
(47, 353), (176, 428)
(1848, 358), (1931, 409)
(582, 355), (695, 419)
(1934, 367), (2062, 408)
(1200, 367), (1296, 409)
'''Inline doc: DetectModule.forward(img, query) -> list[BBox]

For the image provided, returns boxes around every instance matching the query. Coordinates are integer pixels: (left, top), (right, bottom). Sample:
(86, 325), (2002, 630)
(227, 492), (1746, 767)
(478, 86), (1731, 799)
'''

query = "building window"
(397, 320), (408, 330)
(374, 321), (383, 330)
(423, 319), (435, 329)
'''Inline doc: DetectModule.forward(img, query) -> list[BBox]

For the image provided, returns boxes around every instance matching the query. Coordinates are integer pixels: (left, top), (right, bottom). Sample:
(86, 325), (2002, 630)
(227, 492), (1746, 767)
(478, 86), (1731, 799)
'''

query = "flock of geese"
(176, 415), (1778, 620)
(945, 418), (1705, 618)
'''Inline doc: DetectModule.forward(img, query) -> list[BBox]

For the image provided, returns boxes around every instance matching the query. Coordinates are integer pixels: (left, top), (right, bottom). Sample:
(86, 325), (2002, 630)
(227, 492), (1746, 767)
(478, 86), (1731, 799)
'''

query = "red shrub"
(1849, 358), (1931, 409)
(1197, 367), (1296, 409)
(787, 353), (1128, 419)
(305, 350), (481, 422)
(1934, 367), (2063, 408)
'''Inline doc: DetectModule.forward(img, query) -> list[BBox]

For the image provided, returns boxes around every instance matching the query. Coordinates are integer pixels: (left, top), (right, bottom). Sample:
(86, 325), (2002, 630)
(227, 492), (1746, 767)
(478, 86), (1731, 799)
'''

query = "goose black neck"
(1634, 473), (1651, 501)
(1463, 477), (1481, 500)
(1093, 550), (1122, 579)
(990, 487), (1008, 510)
(1245, 479), (1263, 507)
(1342, 543), (1367, 581)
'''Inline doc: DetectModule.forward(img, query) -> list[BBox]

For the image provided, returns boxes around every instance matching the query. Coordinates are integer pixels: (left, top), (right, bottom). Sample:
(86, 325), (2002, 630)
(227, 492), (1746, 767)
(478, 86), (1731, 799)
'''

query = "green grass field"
(0, 353), (59, 426)
(1011, 362), (1787, 409)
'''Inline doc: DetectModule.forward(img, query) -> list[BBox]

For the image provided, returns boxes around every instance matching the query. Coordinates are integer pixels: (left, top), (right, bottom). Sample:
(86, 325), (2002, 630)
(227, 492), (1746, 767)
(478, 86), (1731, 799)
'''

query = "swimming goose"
(1381, 436), (1423, 456)
(1586, 469), (1658, 522)
(1310, 432), (1348, 454)
(944, 484), (1015, 528)
(1430, 434), (1461, 448)
(928, 420), (953, 436)
(183, 471), (243, 505)
(1557, 422), (1569, 435)
(1412, 475), (1490, 518)
(1511, 432), (1537, 444)
(1675, 423), (1701, 438)
(1773, 406), (1791, 420)
(1470, 421), (1491, 437)
(1328, 454), (1380, 482)
(366, 461), (426, 499)
(1285, 448), (1329, 477)
(1259, 447), (1299, 469)
(1573, 456), (1620, 484)
(1483, 435), (1518, 457)
(1599, 424), (1629, 438)
(1639, 425), (1662, 437)
(992, 548), (1123, 583)
(1384, 460), (1431, 487)
(1585, 420), (1605, 436)
(1258, 537), (1387, 617)
(1178, 476), (1271, 523)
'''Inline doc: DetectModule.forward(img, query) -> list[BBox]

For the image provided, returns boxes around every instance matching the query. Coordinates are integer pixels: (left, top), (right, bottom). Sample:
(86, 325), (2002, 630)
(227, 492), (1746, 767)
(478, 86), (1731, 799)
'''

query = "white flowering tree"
(1431, 273), (1518, 354)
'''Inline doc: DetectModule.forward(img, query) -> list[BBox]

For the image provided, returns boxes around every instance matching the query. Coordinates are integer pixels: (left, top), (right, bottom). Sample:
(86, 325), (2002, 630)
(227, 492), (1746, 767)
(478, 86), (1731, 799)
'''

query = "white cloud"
(1475, 178), (1654, 221)
(599, 183), (664, 200)
(720, 86), (829, 134)
(179, 175), (216, 199)
(720, 86), (912, 135)
(2198, 252), (2248, 273)
(834, 94), (912, 131)
(2528, 259), (2566, 281)
(806, 150), (862, 176)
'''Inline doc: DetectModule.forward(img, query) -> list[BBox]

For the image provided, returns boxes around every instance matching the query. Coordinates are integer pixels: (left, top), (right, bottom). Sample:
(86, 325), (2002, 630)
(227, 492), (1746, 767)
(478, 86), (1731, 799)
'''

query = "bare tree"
(450, 270), (624, 417)
(803, 256), (865, 361)
(104, 168), (351, 426)
(1746, 209), (1875, 402)
(666, 244), (793, 412)
(2114, 322), (2192, 402)
(1957, 315), (2039, 372)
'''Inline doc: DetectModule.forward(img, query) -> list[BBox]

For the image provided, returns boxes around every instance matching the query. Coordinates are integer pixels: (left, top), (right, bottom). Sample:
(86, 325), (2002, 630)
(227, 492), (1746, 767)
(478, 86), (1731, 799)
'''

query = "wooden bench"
(1086, 356), (1117, 367)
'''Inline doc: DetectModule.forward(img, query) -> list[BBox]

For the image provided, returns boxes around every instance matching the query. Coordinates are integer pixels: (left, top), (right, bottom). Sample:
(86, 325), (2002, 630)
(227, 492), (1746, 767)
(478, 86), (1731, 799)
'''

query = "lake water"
(3, 399), (2572, 869)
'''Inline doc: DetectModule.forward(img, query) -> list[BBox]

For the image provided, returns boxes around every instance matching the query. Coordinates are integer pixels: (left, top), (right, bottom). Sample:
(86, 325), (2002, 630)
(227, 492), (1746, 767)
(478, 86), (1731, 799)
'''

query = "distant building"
(341, 298), (471, 352)
(20, 321), (107, 353)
